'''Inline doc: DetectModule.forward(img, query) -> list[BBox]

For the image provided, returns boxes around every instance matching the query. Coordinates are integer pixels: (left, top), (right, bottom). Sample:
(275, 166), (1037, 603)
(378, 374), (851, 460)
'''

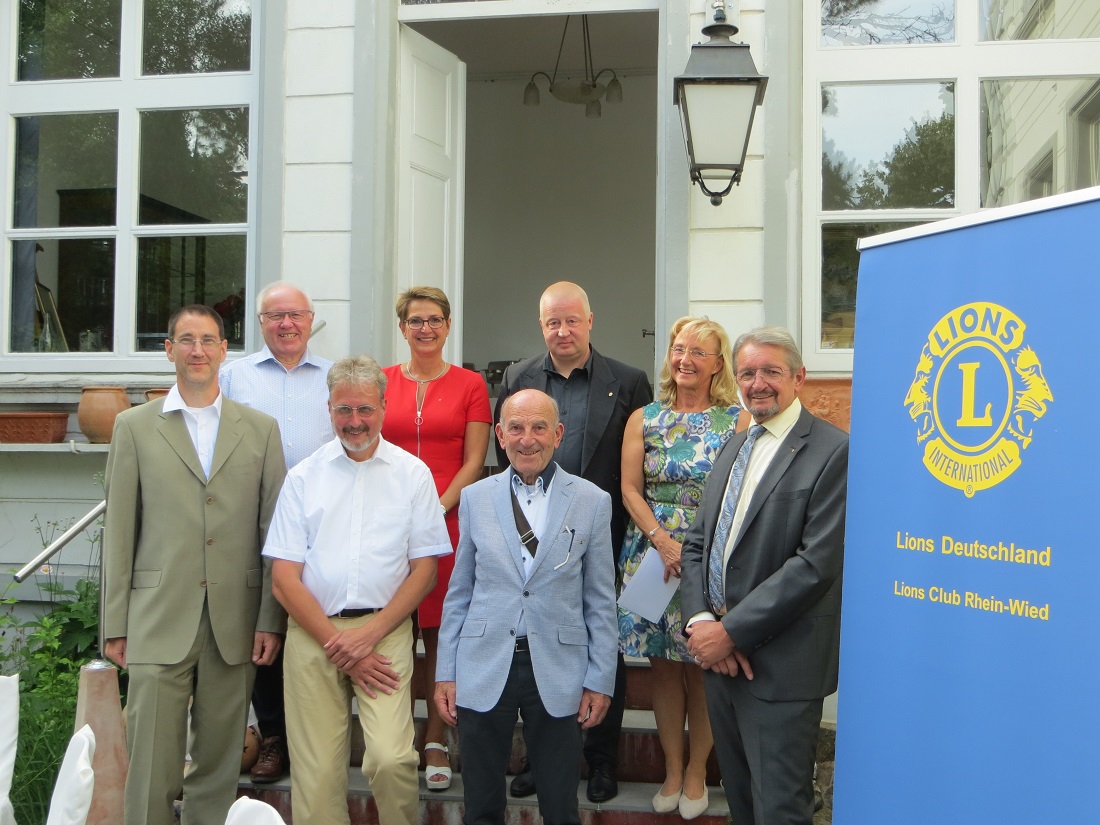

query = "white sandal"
(424, 742), (452, 791)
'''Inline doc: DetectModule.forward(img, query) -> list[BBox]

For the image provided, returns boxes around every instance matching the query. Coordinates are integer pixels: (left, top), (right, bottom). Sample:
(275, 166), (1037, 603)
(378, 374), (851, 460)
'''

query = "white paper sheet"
(617, 546), (680, 624)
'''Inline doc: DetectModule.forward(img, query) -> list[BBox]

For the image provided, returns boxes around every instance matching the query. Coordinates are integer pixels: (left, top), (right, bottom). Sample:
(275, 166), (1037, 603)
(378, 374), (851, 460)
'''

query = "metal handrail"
(13, 500), (106, 583)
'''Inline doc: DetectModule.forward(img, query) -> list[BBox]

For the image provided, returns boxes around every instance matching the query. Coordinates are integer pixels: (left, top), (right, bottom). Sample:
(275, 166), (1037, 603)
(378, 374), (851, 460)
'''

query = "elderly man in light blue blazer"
(436, 389), (617, 825)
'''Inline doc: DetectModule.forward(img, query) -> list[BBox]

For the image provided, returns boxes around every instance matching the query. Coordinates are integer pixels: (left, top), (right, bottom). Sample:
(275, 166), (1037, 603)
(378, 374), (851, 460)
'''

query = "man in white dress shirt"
(263, 355), (450, 825)
(220, 280), (333, 781)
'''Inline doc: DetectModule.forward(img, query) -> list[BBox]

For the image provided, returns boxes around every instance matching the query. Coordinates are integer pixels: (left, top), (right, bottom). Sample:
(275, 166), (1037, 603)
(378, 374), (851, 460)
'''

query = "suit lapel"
(493, 475), (528, 579)
(581, 350), (619, 474)
(527, 473), (574, 579)
(733, 407), (813, 547)
(208, 402), (243, 481)
(158, 411), (207, 484)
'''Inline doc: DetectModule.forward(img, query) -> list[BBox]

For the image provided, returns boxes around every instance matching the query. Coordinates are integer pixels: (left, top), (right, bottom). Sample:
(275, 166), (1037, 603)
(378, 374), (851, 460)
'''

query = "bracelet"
(440, 503), (447, 514)
(648, 525), (660, 537)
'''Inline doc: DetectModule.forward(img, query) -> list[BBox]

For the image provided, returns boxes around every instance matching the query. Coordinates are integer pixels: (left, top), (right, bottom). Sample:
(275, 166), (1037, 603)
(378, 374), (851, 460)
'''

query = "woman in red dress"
(382, 286), (492, 791)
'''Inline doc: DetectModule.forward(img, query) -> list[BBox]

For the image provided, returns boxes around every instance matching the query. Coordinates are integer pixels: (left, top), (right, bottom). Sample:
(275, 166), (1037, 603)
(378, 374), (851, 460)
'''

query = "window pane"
(981, 77), (1100, 207)
(136, 234), (246, 351)
(14, 113), (119, 228)
(822, 82), (955, 209)
(142, 0), (251, 75)
(822, 0), (955, 46)
(139, 108), (249, 225)
(17, 0), (122, 80)
(981, 0), (1100, 41)
(821, 222), (921, 350)
(9, 237), (116, 352)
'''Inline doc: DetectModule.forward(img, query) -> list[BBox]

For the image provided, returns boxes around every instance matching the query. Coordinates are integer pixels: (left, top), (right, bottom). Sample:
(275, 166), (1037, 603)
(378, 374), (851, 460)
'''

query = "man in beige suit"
(103, 304), (287, 825)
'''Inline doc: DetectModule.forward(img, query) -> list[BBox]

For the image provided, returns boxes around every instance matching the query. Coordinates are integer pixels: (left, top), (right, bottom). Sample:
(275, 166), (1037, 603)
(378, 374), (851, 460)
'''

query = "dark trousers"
(251, 647), (285, 739)
(458, 649), (582, 825)
(581, 652), (625, 769)
(704, 670), (823, 825)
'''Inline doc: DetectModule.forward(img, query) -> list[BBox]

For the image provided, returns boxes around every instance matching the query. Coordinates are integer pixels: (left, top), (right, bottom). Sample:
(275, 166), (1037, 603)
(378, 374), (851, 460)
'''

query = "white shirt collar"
(162, 385), (224, 416)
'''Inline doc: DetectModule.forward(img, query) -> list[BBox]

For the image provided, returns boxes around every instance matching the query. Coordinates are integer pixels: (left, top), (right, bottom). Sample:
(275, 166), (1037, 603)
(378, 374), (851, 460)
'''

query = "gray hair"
(256, 281), (314, 315)
(327, 355), (388, 395)
(732, 326), (804, 373)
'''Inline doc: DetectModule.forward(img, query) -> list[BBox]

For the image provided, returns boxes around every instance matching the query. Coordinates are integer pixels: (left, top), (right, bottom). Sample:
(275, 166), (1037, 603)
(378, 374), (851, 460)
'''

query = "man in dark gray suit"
(681, 326), (848, 825)
(494, 281), (651, 802)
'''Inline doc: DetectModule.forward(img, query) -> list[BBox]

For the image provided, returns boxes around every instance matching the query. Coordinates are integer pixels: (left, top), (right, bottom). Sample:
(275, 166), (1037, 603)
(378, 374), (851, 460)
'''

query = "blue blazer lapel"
(493, 474), (528, 579)
(158, 410), (207, 483)
(527, 473), (575, 578)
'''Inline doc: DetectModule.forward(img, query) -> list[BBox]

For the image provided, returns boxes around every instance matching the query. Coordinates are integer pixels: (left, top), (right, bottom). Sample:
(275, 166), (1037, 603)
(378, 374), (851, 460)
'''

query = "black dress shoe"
(510, 769), (536, 798)
(586, 764), (618, 802)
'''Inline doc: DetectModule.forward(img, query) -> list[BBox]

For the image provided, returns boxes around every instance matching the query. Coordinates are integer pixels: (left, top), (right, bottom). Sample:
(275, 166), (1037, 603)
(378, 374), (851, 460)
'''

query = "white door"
(395, 25), (466, 364)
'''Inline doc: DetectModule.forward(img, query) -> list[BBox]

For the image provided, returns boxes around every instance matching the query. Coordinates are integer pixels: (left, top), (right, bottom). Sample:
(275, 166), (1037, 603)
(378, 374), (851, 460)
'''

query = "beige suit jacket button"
(200, 580), (207, 587)
(206, 496), (215, 504)
(206, 537), (214, 545)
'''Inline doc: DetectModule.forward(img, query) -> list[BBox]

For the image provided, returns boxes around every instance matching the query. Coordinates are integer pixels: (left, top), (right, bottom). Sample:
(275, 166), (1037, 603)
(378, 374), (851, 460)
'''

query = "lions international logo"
(904, 302), (1053, 497)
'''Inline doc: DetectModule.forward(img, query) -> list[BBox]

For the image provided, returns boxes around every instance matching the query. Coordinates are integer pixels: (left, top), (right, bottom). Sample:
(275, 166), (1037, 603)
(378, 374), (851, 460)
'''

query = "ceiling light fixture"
(523, 15), (622, 119)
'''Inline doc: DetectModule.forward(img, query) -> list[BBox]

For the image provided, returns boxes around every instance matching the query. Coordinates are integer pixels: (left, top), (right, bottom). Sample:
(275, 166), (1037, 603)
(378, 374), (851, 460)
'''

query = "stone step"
(346, 703), (723, 786)
(240, 769), (731, 825)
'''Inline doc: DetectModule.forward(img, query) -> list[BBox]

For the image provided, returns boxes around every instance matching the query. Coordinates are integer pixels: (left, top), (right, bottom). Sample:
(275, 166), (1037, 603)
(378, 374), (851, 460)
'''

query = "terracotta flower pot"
(78, 386), (131, 443)
(143, 388), (170, 402)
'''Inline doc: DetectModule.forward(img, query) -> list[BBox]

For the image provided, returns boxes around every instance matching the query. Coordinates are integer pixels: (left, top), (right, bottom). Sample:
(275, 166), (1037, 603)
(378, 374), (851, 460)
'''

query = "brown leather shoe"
(250, 736), (288, 784)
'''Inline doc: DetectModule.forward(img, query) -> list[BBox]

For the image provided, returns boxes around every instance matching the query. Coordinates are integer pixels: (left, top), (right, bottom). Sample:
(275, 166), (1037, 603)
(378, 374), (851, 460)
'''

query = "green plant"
(0, 513), (104, 825)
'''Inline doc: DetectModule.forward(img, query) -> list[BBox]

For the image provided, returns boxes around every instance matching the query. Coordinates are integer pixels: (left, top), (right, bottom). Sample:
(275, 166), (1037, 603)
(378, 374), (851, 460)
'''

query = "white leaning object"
(44, 724), (95, 825)
(0, 674), (18, 825)
(224, 797), (287, 824)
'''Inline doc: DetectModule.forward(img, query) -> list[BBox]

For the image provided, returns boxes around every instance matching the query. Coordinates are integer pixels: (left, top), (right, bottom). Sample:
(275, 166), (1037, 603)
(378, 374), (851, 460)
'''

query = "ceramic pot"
(78, 386), (131, 443)
(143, 388), (170, 402)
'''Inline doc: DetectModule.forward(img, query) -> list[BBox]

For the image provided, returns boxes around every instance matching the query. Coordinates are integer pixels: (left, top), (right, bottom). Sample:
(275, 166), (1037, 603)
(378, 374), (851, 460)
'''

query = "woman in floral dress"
(619, 317), (740, 818)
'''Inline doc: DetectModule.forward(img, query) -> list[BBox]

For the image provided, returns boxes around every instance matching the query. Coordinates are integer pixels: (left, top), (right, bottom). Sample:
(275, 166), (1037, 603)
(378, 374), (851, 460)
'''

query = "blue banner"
(833, 189), (1100, 823)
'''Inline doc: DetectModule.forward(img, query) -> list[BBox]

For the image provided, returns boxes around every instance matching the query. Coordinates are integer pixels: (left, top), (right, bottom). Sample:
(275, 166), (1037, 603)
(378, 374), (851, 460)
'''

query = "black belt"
(514, 636), (530, 653)
(331, 607), (380, 618)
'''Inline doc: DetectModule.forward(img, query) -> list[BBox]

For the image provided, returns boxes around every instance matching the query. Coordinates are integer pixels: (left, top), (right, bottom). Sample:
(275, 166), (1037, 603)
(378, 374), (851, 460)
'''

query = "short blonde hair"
(657, 317), (738, 408)
(395, 286), (451, 322)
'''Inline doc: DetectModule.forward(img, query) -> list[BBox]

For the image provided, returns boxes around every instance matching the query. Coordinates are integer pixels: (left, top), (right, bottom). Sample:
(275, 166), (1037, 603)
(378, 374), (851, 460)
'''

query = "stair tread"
(242, 769), (730, 817)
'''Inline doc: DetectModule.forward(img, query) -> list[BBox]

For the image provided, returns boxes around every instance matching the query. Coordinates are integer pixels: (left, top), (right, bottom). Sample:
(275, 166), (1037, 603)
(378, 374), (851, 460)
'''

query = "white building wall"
(280, 0), (358, 363)
(685, 0), (770, 344)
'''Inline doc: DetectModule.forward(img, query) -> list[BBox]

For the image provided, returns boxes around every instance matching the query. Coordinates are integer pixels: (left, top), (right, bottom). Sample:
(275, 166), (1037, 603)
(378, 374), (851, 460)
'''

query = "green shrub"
(1, 578), (102, 825)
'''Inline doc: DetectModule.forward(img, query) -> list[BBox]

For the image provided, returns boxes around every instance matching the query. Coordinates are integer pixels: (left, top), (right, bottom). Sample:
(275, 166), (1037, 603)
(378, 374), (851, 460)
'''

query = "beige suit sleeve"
(102, 412), (140, 640)
(255, 416), (288, 634)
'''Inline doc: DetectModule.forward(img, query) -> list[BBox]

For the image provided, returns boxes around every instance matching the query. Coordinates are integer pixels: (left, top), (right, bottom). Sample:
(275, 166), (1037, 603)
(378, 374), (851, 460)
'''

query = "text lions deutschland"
(896, 532), (1050, 567)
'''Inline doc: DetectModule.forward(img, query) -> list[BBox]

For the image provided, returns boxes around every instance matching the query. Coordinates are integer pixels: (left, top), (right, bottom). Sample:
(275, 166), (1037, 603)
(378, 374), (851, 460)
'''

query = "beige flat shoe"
(652, 786), (682, 813)
(678, 786), (710, 820)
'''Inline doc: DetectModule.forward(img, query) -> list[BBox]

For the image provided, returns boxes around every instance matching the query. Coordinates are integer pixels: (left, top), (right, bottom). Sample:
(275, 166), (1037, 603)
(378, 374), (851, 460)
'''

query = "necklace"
(406, 362), (448, 455)
(406, 361), (448, 385)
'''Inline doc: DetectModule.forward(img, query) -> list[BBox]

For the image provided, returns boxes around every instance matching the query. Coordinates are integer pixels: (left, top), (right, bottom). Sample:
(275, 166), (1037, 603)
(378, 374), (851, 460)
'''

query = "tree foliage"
(855, 112), (955, 208)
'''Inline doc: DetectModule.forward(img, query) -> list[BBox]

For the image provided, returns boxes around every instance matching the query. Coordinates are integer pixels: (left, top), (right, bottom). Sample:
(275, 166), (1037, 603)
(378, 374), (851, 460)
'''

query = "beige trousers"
(284, 614), (419, 825)
(125, 603), (253, 825)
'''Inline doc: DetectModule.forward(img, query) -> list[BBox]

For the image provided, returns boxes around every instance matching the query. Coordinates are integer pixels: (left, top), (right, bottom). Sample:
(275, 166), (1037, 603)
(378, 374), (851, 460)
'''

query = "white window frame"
(802, 0), (1100, 372)
(0, 1), (260, 375)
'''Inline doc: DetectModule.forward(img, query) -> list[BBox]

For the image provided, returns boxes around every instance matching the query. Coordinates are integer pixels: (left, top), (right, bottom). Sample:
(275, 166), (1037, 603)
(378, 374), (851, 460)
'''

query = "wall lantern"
(673, 1), (768, 206)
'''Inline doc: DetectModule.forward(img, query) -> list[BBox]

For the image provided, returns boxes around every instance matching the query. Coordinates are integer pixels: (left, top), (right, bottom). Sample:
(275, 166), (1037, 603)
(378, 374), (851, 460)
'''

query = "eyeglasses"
(670, 346), (718, 359)
(260, 310), (313, 323)
(736, 367), (789, 384)
(331, 404), (379, 418)
(171, 337), (223, 350)
(404, 316), (446, 330)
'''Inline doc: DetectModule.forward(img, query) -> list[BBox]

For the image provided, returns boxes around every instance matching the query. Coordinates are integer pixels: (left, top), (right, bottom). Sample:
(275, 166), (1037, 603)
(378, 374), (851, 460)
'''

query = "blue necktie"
(707, 424), (766, 613)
